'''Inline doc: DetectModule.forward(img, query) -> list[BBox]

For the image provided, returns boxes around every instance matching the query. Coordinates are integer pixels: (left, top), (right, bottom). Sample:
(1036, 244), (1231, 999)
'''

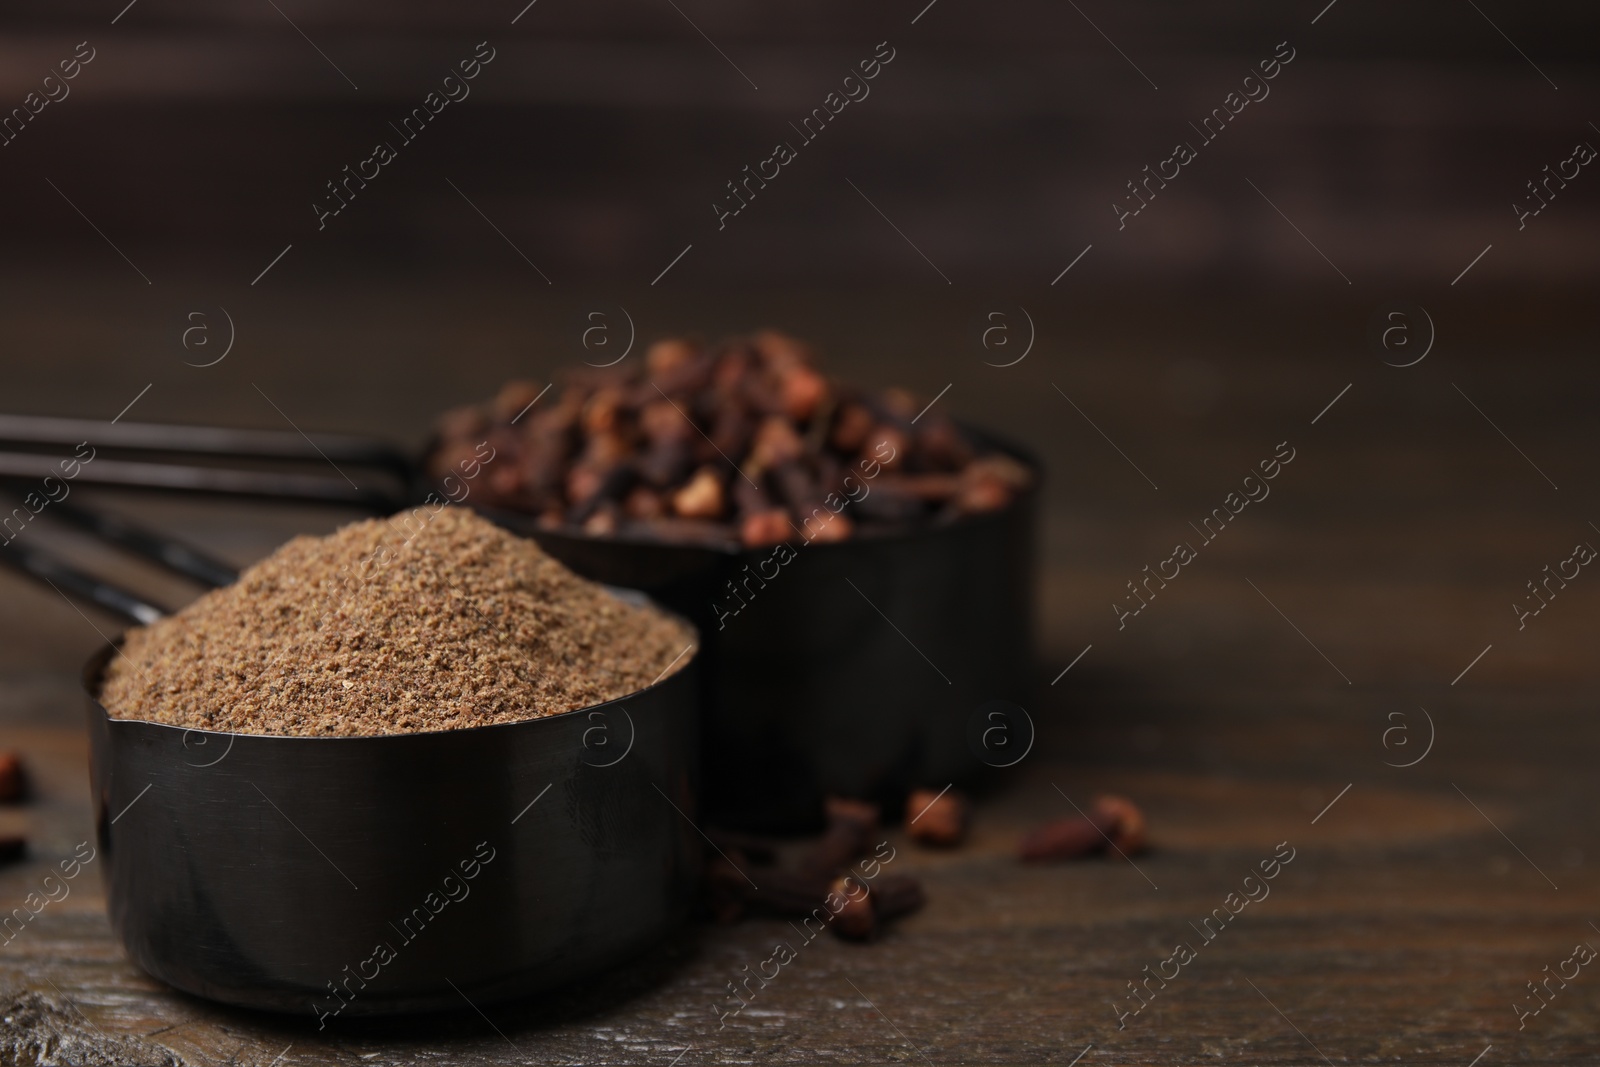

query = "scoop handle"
(0, 539), (168, 626)
(0, 413), (412, 475)
(44, 498), (238, 589)
(0, 450), (402, 510)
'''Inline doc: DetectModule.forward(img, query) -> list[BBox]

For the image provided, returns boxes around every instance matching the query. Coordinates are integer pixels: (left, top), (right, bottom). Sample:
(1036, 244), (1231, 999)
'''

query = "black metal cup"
(84, 633), (700, 1018)
(493, 436), (1039, 831)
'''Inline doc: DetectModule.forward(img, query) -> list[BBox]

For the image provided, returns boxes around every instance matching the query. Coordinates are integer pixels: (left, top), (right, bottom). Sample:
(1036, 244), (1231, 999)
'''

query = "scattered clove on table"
(701, 788), (1148, 940)
(1018, 794), (1149, 862)
(701, 795), (924, 942)
(0, 751), (25, 804)
(906, 787), (970, 847)
(828, 875), (876, 940)
(796, 796), (880, 879)
(1090, 793), (1148, 855)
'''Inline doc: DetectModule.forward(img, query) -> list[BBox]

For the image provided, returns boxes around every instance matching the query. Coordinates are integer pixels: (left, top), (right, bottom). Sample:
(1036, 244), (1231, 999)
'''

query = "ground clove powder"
(99, 506), (694, 736)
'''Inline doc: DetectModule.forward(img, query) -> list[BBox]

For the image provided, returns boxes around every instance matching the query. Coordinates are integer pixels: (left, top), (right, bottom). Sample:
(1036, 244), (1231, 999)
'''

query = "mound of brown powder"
(99, 506), (694, 736)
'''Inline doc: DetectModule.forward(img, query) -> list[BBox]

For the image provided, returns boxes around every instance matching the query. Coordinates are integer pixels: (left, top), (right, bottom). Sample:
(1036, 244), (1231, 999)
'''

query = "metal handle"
(41, 498), (238, 588)
(0, 451), (404, 511)
(0, 413), (412, 476)
(0, 540), (168, 626)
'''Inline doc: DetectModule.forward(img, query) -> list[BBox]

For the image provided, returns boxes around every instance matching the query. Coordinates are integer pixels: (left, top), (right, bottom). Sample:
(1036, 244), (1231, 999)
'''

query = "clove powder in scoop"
(99, 506), (693, 737)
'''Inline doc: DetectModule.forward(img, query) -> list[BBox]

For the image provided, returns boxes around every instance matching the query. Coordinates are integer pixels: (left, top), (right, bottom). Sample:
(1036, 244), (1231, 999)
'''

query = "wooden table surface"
(2, 279), (1598, 1064)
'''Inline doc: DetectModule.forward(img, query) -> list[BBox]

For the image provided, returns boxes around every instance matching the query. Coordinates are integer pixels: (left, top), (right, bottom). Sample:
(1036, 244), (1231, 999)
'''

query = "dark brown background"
(1, 0), (1597, 285)
(3, 0), (1599, 1063)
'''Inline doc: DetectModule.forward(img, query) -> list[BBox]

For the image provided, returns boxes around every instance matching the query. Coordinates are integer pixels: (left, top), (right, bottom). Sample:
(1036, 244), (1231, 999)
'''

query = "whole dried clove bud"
(673, 467), (726, 519)
(544, 386), (589, 435)
(741, 510), (793, 549)
(637, 439), (695, 489)
(770, 461), (818, 514)
(711, 347), (755, 406)
(866, 426), (909, 472)
(1090, 794), (1147, 855)
(741, 371), (788, 418)
(731, 477), (774, 516)
(915, 416), (975, 471)
(581, 503), (620, 537)
(880, 387), (919, 422)
(0, 751), (24, 803)
(639, 400), (694, 445)
(829, 875), (877, 940)
(770, 463), (856, 543)
(798, 796), (881, 879)
(582, 391), (626, 437)
(623, 485), (666, 521)
(906, 787), (969, 848)
(750, 329), (812, 372)
(954, 474), (1012, 515)
(647, 338), (700, 379)
(579, 431), (632, 472)
(748, 416), (804, 472)
(964, 454), (1033, 491)
(1018, 807), (1118, 862)
(565, 465), (606, 507)
(778, 366), (828, 422)
(813, 453), (845, 496)
(569, 465), (635, 522)
(486, 461), (523, 501)
(709, 407), (755, 461)
(830, 402), (875, 454)
(801, 509), (853, 544)
(653, 352), (713, 397)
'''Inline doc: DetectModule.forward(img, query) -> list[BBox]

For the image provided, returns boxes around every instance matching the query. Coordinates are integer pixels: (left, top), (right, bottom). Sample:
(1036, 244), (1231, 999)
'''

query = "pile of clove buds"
(703, 798), (925, 942)
(429, 330), (1033, 547)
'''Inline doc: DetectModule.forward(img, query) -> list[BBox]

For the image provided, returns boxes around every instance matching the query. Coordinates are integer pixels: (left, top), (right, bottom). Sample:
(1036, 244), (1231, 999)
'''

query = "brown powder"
(99, 506), (694, 737)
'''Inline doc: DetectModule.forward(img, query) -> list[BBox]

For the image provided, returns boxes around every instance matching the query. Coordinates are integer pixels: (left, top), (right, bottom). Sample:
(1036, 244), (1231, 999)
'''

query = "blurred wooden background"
(0, 0), (1597, 286)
